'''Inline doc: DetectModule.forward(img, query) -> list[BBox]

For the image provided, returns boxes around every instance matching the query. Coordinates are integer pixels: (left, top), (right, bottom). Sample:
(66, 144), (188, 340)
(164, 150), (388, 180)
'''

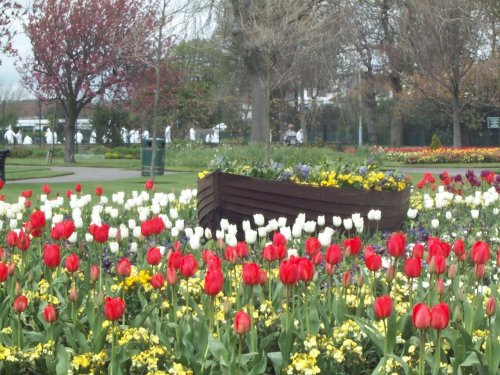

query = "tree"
(20, 0), (157, 162)
(399, 0), (486, 147)
(0, 1), (21, 64)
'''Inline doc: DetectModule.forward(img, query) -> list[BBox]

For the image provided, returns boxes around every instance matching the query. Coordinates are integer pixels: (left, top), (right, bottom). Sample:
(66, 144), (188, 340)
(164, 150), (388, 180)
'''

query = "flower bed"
(378, 147), (500, 164)
(0, 176), (498, 374)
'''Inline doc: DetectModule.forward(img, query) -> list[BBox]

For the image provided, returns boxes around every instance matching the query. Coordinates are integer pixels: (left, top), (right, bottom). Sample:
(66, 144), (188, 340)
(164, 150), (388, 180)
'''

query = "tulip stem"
(382, 318), (388, 357)
(419, 330), (426, 375)
(237, 334), (243, 375)
(432, 330), (441, 375)
(110, 322), (116, 375)
(17, 314), (22, 349)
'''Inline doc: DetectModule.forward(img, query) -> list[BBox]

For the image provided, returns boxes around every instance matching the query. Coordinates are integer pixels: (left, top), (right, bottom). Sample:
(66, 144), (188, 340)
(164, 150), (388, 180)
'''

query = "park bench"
(0, 149), (10, 182)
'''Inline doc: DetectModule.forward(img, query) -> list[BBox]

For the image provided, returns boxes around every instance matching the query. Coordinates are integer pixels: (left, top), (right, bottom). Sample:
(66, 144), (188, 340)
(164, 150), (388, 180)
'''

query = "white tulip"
(242, 220), (251, 232)
(158, 246), (166, 256)
(318, 231), (331, 247)
(374, 210), (382, 221)
(303, 220), (316, 233)
(253, 213), (265, 227)
(171, 227), (179, 238)
(184, 227), (194, 239)
(130, 242), (138, 253)
(216, 230), (225, 240)
(367, 210), (375, 221)
(332, 216), (342, 227)
(205, 228), (212, 240)
(228, 224), (238, 236)
(431, 219), (439, 229)
(110, 242), (119, 254)
(9, 219), (17, 229)
(195, 226), (204, 238)
(74, 217), (83, 228)
(471, 209), (479, 219)
(493, 208), (499, 215)
(85, 233), (94, 242)
(175, 219), (184, 231)
(317, 215), (325, 227)
(445, 211), (452, 220)
(280, 226), (291, 241)
(225, 234), (237, 247)
(292, 223), (302, 238)
(278, 217), (287, 228)
(100, 196), (108, 205)
(343, 218), (353, 230)
(287, 248), (298, 258)
(128, 219), (136, 229)
(68, 232), (78, 244)
(258, 226), (268, 238)
(108, 227), (118, 239)
(245, 229), (257, 244)
(189, 235), (201, 250)
(268, 219), (278, 231)
(169, 208), (178, 220)
(220, 219), (229, 231)
(120, 226), (129, 239)
(407, 208), (418, 219)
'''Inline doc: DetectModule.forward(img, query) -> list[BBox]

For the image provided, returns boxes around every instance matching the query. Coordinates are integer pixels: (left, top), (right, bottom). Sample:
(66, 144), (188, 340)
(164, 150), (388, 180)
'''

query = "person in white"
(45, 128), (54, 144)
(212, 128), (220, 143)
(189, 127), (196, 141)
(23, 135), (33, 145)
(205, 132), (212, 143)
(296, 128), (303, 143)
(4, 126), (15, 144)
(164, 125), (171, 143)
(134, 129), (141, 143)
(75, 130), (83, 144)
(121, 127), (128, 144)
(15, 130), (23, 144)
(143, 129), (150, 139)
(53, 131), (58, 144)
(129, 129), (135, 144)
(89, 129), (96, 144)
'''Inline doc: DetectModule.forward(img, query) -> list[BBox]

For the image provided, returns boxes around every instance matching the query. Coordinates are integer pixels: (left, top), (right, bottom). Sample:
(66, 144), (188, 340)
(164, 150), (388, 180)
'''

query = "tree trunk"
(389, 95), (403, 147)
(365, 72), (378, 144)
(452, 101), (462, 147)
(249, 70), (267, 143)
(64, 106), (78, 163)
(299, 88), (307, 143)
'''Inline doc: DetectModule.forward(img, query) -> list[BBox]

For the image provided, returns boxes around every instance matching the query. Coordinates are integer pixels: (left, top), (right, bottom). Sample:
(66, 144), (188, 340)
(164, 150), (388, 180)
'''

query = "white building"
(15, 117), (92, 131)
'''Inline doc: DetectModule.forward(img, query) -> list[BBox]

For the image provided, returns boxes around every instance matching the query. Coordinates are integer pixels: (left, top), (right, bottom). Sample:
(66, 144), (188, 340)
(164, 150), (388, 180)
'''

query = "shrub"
(429, 133), (442, 150)
(8, 147), (33, 158)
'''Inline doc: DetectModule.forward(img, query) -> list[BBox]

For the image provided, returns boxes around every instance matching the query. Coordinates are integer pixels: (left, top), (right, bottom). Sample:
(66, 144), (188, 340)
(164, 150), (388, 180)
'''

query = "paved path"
(10, 166), (143, 184)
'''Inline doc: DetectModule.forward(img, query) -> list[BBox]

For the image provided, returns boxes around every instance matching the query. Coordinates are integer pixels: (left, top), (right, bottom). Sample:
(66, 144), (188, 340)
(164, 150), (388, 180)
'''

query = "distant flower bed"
(377, 147), (500, 164)
(198, 157), (408, 192)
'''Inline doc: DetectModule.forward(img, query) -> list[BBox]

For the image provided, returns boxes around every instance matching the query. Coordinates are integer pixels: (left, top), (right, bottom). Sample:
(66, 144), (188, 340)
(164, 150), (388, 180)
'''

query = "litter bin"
(141, 138), (165, 176)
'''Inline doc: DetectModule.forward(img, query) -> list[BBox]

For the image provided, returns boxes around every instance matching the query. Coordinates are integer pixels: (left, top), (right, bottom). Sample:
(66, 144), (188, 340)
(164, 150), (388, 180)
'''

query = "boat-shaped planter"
(197, 171), (410, 233)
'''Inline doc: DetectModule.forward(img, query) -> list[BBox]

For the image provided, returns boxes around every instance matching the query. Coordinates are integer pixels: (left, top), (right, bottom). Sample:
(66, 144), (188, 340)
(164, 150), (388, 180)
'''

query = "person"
(45, 128), (54, 144)
(89, 129), (96, 144)
(23, 135), (33, 145)
(121, 127), (128, 144)
(75, 130), (83, 144)
(4, 126), (15, 144)
(15, 129), (23, 144)
(143, 129), (150, 139)
(283, 124), (297, 145)
(53, 131), (58, 144)
(165, 125), (171, 143)
(296, 128), (303, 144)
(189, 127), (196, 141)
(205, 132), (213, 143)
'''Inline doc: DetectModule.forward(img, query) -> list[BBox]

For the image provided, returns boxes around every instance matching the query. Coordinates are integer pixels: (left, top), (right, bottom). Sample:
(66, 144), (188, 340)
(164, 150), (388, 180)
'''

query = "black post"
(39, 99), (42, 147)
(2, 100), (5, 146)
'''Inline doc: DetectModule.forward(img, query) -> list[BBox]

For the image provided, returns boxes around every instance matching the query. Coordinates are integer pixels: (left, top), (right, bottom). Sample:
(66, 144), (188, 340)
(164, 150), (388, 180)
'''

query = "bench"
(0, 149), (10, 182)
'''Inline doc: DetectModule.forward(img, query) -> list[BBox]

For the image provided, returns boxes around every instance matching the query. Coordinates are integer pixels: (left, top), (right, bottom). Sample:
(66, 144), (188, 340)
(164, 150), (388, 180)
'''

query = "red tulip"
(29, 210), (46, 229)
(412, 303), (431, 329)
(343, 237), (362, 257)
(203, 250), (222, 271)
(150, 274), (164, 289)
(325, 263), (335, 276)
(471, 241), (490, 265)
(412, 243), (425, 259)
(258, 269), (268, 285)
(436, 278), (445, 295)
(166, 267), (177, 285)
(180, 254), (198, 277)
(428, 237), (450, 259)
(272, 232), (287, 247)
(447, 264), (456, 278)
(0, 262), (8, 282)
(224, 246), (238, 263)
(386, 264), (395, 283)
(0, 246), (4, 260)
(298, 258), (314, 282)
(69, 287), (78, 302)
(452, 239), (466, 261)
(43, 244), (61, 268)
(275, 244), (286, 260)
(168, 250), (182, 269)
(16, 231), (30, 251)
(325, 244), (342, 265)
(474, 264), (485, 280)
(374, 295), (392, 319)
(204, 269), (224, 296)
(104, 297), (126, 321)
(21, 190), (32, 198)
(430, 302), (450, 330)
(95, 186), (103, 196)
(90, 264), (100, 282)
(13, 295), (28, 313)
(52, 221), (75, 240)
(43, 304), (57, 323)
(341, 271), (351, 287)
(279, 260), (298, 285)
(387, 232), (406, 257)
(305, 237), (321, 256)
(66, 190), (73, 198)
(146, 247), (162, 266)
(242, 263), (260, 286)
(145, 179), (154, 190)
(90, 224), (110, 243)
(365, 254), (382, 272)
(262, 244), (277, 262)
(117, 258), (131, 277)
(486, 297), (496, 317)
(42, 184), (51, 195)
(429, 255), (446, 275)
(65, 253), (80, 273)
(75, 183), (82, 193)
(236, 242), (249, 258)
(404, 258), (422, 278)
(233, 310), (251, 335)
(312, 252), (323, 266)
(0, 180), (3, 189)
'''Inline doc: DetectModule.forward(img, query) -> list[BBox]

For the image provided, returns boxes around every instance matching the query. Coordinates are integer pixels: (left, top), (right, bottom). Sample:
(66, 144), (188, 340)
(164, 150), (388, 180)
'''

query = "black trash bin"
(141, 138), (165, 176)
(0, 149), (10, 181)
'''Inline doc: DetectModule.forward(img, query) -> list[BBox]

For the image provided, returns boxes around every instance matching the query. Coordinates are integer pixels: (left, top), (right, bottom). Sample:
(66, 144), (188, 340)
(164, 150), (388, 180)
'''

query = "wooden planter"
(197, 171), (410, 233)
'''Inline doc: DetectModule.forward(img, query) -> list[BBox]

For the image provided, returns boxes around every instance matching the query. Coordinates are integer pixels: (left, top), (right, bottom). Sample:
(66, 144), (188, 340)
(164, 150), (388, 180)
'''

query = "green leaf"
(351, 316), (384, 355)
(267, 352), (283, 375)
(55, 344), (70, 375)
(247, 352), (268, 375)
(485, 333), (500, 375)
(307, 304), (320, 335)
(208, 334), (229, 367)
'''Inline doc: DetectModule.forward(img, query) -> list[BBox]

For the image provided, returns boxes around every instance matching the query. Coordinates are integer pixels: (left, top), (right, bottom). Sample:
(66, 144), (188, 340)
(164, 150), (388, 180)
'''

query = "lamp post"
(358, 69), (363, 147)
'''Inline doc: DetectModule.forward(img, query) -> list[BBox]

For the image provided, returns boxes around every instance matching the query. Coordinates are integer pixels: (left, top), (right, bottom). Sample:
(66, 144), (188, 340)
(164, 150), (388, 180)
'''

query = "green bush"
(8, 147), (33, 158)
(429, 133), (442, 150)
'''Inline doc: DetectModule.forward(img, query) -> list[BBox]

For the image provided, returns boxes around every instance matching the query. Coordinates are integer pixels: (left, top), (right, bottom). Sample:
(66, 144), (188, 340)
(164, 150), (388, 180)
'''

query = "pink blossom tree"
(20, 0), (157, 162)
(0, 0), (21, 63)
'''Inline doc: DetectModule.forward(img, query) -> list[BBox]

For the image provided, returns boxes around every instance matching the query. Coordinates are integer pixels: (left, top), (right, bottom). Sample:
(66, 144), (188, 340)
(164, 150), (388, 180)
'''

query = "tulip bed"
(377, 146), (500, 164)
(0, 173), (498, 375)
